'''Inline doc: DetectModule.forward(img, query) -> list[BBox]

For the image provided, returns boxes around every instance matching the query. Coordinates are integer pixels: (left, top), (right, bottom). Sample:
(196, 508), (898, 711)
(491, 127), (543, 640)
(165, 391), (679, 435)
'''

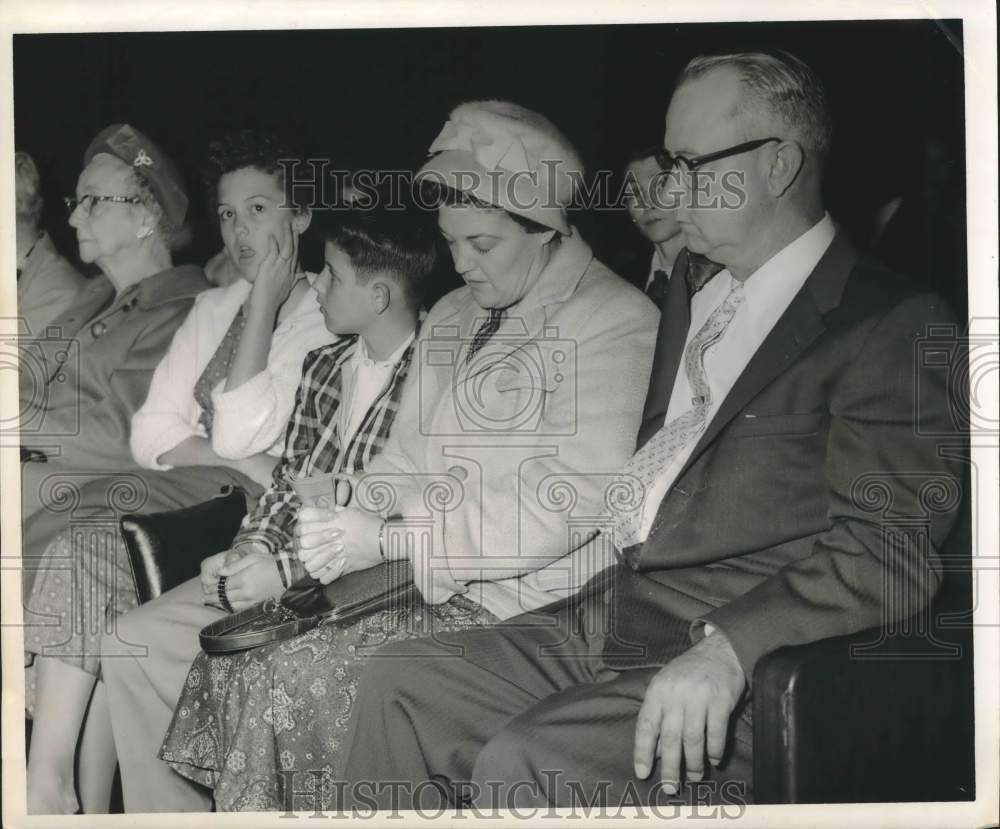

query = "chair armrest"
(752, 610), (974, 804)
(752, 471), (974, 804)
(119, 486), (249, 604)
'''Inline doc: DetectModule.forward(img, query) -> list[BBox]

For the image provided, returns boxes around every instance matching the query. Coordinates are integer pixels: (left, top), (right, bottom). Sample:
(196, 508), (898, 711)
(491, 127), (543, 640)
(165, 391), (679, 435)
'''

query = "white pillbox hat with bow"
(416, 100), (585, 235)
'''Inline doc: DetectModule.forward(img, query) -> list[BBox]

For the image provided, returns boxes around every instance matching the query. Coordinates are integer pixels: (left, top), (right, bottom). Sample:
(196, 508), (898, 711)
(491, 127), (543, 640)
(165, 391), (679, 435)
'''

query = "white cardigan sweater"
(130, 274), (336, 470)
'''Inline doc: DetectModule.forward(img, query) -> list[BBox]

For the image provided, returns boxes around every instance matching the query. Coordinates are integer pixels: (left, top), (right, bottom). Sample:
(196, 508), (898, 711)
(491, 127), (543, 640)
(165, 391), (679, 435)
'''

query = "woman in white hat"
(151, 100), (660, 811)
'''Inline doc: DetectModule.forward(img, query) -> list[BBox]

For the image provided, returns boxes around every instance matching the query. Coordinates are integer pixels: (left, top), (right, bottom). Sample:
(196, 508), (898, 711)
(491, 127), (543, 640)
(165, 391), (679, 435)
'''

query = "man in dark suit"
(339, 50), (962, 809)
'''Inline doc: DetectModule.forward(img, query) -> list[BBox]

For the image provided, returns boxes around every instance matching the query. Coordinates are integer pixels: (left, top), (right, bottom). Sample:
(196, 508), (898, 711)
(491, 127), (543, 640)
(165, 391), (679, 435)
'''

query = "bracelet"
(217, 575), (235, 614)
(378, 518), (388, 561)
(378, 514), (403, 562)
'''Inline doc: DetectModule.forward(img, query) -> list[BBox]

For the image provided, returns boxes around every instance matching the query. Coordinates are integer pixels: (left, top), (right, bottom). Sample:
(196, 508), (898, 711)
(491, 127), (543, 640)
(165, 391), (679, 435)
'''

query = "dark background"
(13, 20), (968, 315)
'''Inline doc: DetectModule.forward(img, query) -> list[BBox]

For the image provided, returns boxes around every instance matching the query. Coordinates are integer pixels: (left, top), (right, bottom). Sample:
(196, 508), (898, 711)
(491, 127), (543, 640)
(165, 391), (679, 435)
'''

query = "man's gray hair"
(679, 50), (833, 163)
(15, 151), (44, 225)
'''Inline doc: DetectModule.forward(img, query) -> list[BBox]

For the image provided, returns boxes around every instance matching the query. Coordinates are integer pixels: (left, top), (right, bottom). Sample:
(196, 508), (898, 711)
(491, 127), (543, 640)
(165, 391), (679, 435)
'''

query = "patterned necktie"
(465, 308), (505, 364)
(685, 252), (725, 301)
(193, 306), (247, 434)
(646, 268), (669, 306)
(613, 280), (746, 553)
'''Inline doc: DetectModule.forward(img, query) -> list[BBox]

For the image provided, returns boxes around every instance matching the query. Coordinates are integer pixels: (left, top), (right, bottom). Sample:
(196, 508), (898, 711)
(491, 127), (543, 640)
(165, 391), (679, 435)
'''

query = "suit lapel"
(673, 232), (858, 483)
(636, 249), (690, 449)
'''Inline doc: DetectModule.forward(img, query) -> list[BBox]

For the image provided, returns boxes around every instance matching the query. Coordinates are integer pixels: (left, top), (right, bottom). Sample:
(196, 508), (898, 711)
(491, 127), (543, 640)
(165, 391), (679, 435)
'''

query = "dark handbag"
(199, 560), (417, 653)
(200, 471), (418, 653)
(121, 486), (250, 604)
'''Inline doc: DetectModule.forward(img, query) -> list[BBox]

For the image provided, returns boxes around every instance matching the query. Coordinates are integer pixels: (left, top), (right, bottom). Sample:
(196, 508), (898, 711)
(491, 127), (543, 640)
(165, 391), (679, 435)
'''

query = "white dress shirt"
(338, 333), (415, 448)
(638, 213), (837, 539)
(643, 247), (676, 293)
(130, 273), (335, 469)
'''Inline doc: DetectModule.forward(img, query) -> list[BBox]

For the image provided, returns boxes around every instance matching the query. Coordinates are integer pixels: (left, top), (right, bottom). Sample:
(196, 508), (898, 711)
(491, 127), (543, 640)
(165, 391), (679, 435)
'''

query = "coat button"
(90, 321), (107, 338)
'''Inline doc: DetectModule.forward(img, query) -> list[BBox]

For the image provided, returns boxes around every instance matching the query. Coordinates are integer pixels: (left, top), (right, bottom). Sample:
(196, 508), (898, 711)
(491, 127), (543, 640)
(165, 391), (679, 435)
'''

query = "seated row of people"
(22, 101), (658, 812)
(20, 48), (961, 815)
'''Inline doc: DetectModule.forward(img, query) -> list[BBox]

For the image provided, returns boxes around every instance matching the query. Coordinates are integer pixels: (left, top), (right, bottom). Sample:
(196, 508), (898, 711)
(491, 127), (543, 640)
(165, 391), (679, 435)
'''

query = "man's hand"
(633, 629), (746, 794)
(218, 551), (285, 611)
(295, 505), (382, 584)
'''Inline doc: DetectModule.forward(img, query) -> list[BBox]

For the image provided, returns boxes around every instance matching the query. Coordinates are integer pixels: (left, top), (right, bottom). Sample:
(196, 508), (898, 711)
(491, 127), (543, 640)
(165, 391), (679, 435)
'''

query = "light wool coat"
(360, 231), (659, 618)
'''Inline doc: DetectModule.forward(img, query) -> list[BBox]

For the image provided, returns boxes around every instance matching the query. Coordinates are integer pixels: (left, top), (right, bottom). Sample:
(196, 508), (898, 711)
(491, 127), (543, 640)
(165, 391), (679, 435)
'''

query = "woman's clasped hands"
(295, 505), (383, 585)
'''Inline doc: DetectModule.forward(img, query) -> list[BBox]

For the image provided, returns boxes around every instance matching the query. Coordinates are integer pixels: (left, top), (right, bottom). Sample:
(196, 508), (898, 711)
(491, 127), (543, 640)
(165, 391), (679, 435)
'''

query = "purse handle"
(199, 599), (323, 654)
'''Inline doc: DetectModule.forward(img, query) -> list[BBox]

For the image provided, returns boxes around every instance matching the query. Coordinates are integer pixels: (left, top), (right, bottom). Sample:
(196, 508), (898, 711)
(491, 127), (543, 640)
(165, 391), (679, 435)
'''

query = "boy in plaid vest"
(98, 209), (438, 811)
(203, 208), (438, 605)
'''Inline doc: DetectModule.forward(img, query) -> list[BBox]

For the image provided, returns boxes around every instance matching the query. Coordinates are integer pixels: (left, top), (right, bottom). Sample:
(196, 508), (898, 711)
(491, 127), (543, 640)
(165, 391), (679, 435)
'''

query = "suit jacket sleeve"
(20, 258), (87, 336)
(702, 292), (962, 679)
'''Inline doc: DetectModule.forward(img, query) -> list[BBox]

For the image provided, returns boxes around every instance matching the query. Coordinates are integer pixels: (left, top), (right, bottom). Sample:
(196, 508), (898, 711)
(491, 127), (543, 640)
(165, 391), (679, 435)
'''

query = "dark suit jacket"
(609, 244), (654, 294)
(607, 234), (963, 679)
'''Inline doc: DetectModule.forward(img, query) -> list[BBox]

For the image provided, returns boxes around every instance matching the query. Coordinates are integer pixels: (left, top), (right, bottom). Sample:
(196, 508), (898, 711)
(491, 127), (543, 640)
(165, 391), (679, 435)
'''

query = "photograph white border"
(1, 1), (996, 827)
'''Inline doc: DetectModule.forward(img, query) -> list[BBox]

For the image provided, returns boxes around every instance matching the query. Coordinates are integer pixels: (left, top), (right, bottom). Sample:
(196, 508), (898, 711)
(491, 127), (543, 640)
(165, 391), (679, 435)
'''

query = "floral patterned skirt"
(23, 529), (140, 716)
(159, 594), (498, 812)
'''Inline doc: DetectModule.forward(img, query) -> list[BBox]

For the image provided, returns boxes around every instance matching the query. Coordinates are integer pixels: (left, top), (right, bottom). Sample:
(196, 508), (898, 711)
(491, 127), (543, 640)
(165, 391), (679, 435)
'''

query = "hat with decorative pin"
(84, 123), (189, 226)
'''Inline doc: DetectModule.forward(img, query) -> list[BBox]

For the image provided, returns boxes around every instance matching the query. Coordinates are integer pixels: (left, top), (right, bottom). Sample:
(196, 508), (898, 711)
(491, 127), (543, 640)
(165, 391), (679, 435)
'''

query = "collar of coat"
(114, 263), (210, 310)
(436, 228), (595, 379)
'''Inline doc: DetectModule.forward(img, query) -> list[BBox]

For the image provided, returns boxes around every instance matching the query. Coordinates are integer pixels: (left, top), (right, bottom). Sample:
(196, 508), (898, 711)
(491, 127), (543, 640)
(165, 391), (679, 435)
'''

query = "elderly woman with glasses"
(108, 100), (661, 812)
(19, 124), (207, 554)
(19, 123), (210, 815)
(22, 128), (336, 815)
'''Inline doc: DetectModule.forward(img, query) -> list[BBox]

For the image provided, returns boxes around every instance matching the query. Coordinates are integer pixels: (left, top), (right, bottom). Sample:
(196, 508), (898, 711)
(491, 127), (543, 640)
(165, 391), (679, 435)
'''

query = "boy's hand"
(200, 542), (270, 604)
(218, 552), (285, 610)
(199, 550), (230, 600)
